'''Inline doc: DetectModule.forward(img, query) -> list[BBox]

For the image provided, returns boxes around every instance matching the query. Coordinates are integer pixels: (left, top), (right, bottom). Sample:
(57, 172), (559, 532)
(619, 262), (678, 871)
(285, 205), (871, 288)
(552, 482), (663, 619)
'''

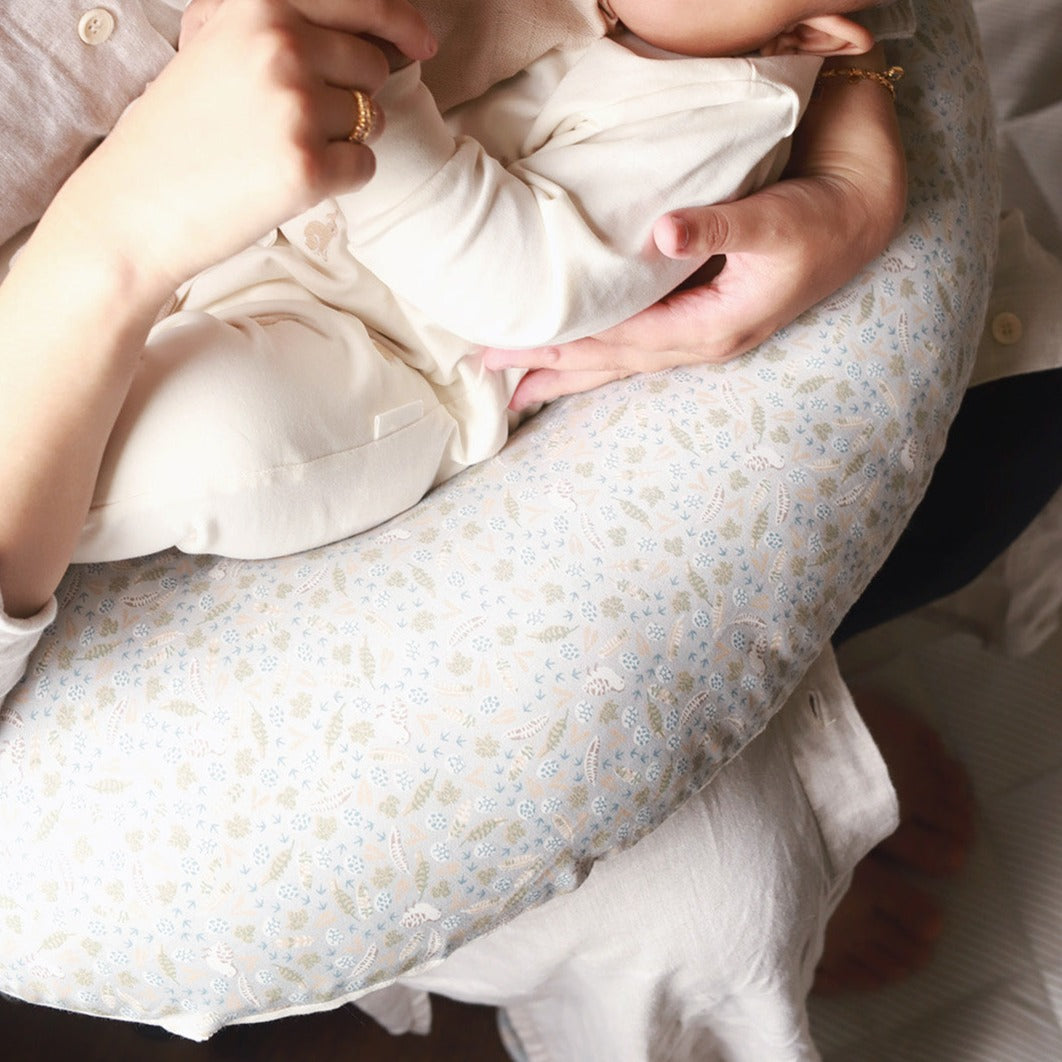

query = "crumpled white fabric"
(354, 646), (898, 1062)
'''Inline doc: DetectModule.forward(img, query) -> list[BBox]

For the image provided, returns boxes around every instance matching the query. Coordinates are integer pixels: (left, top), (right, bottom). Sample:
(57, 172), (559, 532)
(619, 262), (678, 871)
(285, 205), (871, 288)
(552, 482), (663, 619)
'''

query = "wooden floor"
(3, 993), (511, 1061)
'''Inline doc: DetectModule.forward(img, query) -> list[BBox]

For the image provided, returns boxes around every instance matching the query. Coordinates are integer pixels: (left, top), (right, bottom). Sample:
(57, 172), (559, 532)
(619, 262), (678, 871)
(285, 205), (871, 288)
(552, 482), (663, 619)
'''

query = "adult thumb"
(653, 196), (771, 261)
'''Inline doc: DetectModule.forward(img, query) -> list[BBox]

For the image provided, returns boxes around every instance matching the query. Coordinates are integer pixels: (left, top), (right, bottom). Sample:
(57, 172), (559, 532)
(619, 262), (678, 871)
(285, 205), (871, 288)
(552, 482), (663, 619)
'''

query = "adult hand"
(47, 0), (436, 300)
(484, 49), (906, 413)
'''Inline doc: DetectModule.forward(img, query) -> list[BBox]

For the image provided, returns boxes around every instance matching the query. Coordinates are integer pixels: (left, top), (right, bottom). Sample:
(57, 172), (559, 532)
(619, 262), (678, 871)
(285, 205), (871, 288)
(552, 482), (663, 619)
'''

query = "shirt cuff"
(1, 591), (57, 697)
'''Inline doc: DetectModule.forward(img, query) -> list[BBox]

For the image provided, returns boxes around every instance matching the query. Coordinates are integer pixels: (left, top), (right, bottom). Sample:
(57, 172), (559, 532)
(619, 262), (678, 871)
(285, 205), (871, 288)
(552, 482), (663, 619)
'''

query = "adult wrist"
(816, 44), (903, 106)
(8, 206), (170, 384)
(791, 43), (907, 253)
(32, 180), (179, 323)
(821, 43), (888, 75)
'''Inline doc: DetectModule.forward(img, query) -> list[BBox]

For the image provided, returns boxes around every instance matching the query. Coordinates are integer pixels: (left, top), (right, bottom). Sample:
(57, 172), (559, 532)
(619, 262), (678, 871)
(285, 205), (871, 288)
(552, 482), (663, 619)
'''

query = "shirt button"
(991, 311), (1023, 345)
(78, 8), (116, 45)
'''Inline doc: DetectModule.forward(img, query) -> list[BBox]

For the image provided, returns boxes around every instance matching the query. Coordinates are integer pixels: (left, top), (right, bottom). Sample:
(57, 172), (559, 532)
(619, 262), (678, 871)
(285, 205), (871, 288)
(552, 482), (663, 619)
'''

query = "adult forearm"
(0, 216), (168, 618)
(784, 44), (907, 266)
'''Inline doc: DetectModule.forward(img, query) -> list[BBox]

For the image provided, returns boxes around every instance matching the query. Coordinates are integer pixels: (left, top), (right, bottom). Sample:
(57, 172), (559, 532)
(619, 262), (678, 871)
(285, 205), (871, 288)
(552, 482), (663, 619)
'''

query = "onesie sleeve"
(339, 44), (820, 348)
(0, 589), (56, 704)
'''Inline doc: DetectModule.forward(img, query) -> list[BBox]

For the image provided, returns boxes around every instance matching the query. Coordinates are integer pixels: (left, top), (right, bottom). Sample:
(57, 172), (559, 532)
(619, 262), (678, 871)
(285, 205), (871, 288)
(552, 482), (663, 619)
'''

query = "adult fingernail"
(671, 216), (689, 252)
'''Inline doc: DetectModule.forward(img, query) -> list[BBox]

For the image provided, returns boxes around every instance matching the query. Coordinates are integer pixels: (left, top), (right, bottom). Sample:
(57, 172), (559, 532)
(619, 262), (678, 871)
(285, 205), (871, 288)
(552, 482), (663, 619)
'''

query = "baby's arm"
(339, 43), (820, 348)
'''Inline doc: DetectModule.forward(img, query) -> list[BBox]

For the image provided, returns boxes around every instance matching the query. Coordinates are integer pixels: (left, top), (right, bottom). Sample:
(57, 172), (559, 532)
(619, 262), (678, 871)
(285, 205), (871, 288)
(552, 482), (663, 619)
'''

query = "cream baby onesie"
(77, 39), (819, 562)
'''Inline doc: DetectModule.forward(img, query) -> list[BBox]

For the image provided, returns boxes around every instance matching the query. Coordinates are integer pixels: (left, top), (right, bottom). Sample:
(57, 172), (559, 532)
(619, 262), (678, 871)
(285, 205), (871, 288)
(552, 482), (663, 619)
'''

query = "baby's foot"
(813, 689), (975, 994)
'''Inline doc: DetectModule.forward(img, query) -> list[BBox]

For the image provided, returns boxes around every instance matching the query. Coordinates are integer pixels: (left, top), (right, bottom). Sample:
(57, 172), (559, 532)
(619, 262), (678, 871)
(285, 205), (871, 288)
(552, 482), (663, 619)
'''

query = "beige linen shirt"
(0, 0), (610, 248)
(0, 1), (183, 247)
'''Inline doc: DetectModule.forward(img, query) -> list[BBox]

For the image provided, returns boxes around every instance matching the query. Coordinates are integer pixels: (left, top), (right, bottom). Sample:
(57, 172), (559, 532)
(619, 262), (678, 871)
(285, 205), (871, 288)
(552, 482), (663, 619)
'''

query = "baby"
(77, 0), (880, 563)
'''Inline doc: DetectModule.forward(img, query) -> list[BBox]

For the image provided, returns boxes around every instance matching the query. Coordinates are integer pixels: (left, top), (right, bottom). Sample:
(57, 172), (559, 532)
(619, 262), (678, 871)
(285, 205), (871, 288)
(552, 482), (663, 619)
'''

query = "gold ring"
(347, 89), (377, 144)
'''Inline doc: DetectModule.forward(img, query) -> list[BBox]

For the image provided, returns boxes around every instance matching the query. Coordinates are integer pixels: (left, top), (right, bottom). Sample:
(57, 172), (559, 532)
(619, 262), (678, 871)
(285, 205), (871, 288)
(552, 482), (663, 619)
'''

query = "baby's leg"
(76, 300), (458, 562)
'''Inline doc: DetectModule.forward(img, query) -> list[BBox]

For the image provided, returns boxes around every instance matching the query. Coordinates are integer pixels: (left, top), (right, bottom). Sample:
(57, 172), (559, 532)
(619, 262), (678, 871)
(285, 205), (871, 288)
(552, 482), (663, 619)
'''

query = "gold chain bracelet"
(815, 64), (905, 99)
